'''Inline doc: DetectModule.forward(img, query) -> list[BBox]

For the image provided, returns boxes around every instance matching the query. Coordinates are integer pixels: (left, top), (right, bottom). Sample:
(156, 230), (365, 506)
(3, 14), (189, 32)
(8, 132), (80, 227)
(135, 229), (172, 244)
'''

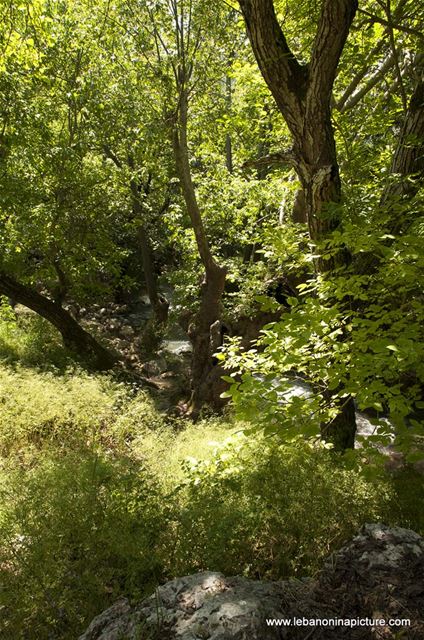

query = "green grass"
(0, 309), (74, 370)
(0, 316), (422, 639)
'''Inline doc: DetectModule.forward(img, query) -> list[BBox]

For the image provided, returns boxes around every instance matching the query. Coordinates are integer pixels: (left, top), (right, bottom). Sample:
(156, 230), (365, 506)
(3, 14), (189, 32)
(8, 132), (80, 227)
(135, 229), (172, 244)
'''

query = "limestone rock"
(79, 572), (288, 640)
(79, 525), (424, 640)
(309, 523), (424, 637)
(80, 599), (132, 640)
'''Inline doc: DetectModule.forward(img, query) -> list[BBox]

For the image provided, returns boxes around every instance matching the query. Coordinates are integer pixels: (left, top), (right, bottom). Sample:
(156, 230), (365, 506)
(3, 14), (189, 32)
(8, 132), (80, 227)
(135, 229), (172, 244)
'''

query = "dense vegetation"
(0, 0), (423, 638)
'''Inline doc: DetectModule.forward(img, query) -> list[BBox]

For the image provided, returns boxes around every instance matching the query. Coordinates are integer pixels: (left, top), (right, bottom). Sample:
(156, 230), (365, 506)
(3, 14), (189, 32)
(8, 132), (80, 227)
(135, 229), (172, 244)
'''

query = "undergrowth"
(0, 317), (422, 639)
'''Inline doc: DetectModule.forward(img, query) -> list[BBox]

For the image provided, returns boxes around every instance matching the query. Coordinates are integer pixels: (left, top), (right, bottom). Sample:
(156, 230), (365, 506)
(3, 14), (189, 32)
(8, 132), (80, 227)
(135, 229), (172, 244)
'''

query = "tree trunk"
(137, 225), (169, 323)
(382, 76), (424, 231)
(135, 221), (169, 356)
(291, 188), (307, 223)
(0, 270), (116, 369)
(172, 88), (227, 417)
(239, 0), (358, 449)
(355, 73), (424, 275)
(103, 145), (169, 329)
(130, 182), (169, 327)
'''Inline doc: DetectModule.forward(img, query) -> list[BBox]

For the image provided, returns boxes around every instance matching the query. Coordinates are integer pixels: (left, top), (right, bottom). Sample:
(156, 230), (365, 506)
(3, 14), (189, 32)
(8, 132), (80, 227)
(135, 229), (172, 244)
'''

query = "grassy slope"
(0, 316), (422, 639)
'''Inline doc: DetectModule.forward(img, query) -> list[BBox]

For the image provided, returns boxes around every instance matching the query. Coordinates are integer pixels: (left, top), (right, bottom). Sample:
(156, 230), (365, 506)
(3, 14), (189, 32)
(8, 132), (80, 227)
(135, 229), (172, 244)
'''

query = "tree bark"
(0, 270), (116, 369)
(239, 0), (357, 257)
(239, 0), (358, 449)
(172, 88), (227, 417)
(383, 76), (424, 227)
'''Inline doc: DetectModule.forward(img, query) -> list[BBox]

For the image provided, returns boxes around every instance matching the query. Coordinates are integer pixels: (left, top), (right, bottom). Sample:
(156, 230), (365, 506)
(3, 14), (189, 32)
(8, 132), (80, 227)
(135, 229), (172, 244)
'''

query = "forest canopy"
(1, 0), (422, 446)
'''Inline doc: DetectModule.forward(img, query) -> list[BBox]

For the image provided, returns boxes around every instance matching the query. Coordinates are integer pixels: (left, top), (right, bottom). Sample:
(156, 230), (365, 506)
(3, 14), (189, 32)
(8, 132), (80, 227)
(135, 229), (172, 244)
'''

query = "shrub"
(0, 313), (74, 369)
(0, 357), (418, 639)
(0, 451), (164, 640)
(0, 365), (125, 458)
(169, 434), (393, 579)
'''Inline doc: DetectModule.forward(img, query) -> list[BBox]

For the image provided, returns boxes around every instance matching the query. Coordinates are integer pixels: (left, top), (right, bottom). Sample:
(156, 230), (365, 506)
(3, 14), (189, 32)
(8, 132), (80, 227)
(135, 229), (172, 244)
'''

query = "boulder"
(79, 525), (424, 640)
(306, 523), (424, 638)
(79, 572), (290, 640)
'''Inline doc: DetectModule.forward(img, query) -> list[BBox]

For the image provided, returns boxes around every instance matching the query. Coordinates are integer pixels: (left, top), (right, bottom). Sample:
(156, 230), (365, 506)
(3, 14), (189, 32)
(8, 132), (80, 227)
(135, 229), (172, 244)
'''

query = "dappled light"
(0, 0), (423, 637)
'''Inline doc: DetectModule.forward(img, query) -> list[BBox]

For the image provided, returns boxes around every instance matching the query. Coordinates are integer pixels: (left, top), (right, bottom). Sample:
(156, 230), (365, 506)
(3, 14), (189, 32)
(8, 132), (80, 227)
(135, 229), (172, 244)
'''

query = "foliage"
(0, 0), (423, 637)
(221, 213), (424, 454)
(1, 358), (418, 638)
(0, 361), (123, 458)
(167, 433), (393, 579)
(0, 452), (164, 640)
(0, 311), (75, 369)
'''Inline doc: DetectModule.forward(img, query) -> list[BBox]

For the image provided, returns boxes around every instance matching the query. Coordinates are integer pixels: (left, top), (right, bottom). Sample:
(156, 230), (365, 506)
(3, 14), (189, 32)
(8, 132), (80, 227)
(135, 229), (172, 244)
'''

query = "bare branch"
(384, 0), (408, 113)
(357, 7), (424, 39)
(335, 39), (386, 111)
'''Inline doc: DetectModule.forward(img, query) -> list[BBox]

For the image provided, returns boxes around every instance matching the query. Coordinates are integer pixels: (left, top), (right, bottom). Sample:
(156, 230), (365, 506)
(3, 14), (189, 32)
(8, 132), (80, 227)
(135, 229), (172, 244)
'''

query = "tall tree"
(238, 0), (358, 449)
(0, 0), (118, 368)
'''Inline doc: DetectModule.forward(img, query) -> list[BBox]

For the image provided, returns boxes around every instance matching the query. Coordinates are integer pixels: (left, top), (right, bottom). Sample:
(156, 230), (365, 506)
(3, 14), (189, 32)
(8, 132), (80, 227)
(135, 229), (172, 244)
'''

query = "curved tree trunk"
(0, 271), (116, 369)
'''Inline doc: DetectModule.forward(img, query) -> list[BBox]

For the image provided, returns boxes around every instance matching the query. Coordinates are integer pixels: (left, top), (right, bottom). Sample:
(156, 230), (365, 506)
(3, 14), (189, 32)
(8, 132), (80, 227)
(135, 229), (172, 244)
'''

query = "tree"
(0, 0), (120, 368)
(238, 0), (358, 449)
(0, 271), (116, 368)
(125, 0), (232, 414)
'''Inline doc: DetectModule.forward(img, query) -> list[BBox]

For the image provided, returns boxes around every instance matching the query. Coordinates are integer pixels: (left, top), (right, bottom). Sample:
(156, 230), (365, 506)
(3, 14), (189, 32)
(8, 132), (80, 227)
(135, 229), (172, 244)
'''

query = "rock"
(160, 371), (175, 379)
(162, 340), (192, 356)
(64, 304), (79, 318)
(107, 322), (120, 332)
(79, 599), (132, 640)
(120, 325), (135, 339)
(141, 357), (168, 377)
(79, 572), (289, 640)
(128, 311), (150, 325)
(305, 523), (424, 638)
(80, 525), (424, 640)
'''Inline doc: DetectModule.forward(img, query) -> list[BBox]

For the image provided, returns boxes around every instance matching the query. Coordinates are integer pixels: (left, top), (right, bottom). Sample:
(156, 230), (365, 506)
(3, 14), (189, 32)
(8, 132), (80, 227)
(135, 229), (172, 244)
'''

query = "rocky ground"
(65, 299), (193, 409)
(79, 524), (424, 640)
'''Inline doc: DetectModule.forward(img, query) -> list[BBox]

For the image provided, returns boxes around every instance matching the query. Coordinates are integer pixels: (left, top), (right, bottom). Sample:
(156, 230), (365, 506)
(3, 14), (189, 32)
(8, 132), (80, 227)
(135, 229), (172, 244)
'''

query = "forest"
(0, 0), (423, 638)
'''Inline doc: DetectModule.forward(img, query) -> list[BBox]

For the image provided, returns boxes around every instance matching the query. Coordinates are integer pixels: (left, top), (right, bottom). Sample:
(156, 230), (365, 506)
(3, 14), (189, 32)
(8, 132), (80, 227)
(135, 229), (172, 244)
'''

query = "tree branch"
(339, 51), (396, 112)
(238, 0), (307, 137)
(102, 145), (123, 169)
(357, 7), (424, 39)
(335, 39), (386, 111)
(308, 0), (358, 111)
